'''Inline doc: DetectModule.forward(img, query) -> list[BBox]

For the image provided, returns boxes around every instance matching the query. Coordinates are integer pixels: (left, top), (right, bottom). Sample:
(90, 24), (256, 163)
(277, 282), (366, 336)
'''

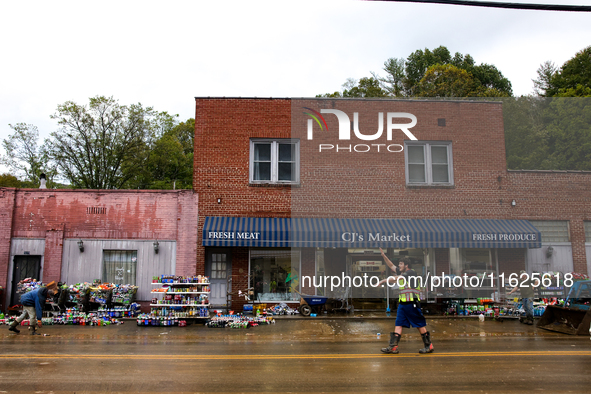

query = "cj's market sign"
(304, 108), (417, 153)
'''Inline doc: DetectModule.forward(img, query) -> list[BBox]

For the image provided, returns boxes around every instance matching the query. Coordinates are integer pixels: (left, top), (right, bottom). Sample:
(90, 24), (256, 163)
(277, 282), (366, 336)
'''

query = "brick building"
(0, 188), (198, 311)
(194, 97), (591, 311)
(2, 97), (590, 314)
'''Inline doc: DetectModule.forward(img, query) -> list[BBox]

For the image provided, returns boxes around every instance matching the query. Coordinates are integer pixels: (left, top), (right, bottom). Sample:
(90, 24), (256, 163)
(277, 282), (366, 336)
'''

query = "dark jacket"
(20, 287), (49, 320)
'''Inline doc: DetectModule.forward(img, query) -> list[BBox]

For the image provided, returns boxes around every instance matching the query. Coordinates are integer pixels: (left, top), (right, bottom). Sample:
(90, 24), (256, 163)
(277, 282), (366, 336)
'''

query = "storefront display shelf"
(150, 303), (209, 307)
(150, 276), (210, 320)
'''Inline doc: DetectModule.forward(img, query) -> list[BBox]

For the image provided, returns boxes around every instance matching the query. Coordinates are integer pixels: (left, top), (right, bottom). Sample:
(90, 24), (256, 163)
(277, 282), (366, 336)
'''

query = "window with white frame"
(585, 222), (591, 243)
(250, 139), (299, 184)
(404, 141), (453, 186)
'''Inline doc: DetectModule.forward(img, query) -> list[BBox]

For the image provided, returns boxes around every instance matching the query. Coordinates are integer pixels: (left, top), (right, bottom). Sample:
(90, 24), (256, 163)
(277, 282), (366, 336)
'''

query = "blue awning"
(202, 217), (542, 249)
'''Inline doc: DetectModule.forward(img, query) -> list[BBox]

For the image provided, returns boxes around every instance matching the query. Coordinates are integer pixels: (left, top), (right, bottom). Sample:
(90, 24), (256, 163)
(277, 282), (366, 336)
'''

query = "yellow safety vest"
(398, 271), (421, 303)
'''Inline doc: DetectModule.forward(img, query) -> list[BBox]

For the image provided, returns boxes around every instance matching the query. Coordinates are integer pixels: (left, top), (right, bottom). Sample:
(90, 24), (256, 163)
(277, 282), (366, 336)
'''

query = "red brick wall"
(194, 98), (591, 278)
(11, 189), (191, 240)
(43, 227), (64, 283)
(194, 98), (292, 275)
(175, 190), (199, 276)
(229, 247), (249, 311)
(0, 188), (16, 308)
(2, 188), (199, 292)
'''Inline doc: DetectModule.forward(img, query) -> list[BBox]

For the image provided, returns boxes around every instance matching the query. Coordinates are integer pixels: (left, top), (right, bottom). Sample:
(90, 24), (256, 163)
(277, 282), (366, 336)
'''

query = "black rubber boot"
(419, 331), (434, 354)
(381, 332), (400, 354)
(8, 321), (20, 334)
(30, 326), (40, 335)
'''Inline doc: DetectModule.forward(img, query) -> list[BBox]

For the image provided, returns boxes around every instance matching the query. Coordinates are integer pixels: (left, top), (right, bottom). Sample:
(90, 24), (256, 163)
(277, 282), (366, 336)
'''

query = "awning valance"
(202, 217), (541, 249)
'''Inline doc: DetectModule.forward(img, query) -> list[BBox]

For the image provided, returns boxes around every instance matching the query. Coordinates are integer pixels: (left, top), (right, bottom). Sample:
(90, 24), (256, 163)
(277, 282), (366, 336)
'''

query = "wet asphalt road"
(1, 316), (590, 393)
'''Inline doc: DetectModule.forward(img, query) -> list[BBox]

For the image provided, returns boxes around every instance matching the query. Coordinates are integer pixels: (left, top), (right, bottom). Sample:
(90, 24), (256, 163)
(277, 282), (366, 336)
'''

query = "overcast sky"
(1, 0), (590, 170)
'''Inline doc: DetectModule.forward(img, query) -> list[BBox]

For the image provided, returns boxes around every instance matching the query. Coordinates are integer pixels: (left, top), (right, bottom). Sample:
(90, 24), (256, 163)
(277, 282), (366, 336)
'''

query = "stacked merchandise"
(569, 272), (590, 280)
(66, 283), (91, 311)
(206, 314), (275, 328)
(153, 275), (205, 284)
(97, 303), (141, 318)
(16, 279), (43, 295)
(42, 310), (124, 326)
(265, 302), (298, 316)
(136, 314), (188, 327)
(88, 283), (114, 307)
(3, 312), (123, 327)
(111, 284), (138, 305)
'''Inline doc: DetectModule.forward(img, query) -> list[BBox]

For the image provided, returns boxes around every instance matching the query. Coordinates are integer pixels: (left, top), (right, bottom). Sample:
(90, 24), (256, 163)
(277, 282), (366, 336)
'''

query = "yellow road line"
(1, 351), (590, 360)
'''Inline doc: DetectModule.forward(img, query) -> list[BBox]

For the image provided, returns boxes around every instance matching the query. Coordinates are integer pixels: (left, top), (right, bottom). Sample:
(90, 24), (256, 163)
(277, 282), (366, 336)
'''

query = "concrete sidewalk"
(2, 314), (576, 343)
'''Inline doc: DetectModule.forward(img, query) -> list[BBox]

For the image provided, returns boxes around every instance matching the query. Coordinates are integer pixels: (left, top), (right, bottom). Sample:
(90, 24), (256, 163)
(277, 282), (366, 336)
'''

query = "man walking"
(508, 270), (535, 325)
(8, 281), (58, 335)
(378, 248), (434, 354)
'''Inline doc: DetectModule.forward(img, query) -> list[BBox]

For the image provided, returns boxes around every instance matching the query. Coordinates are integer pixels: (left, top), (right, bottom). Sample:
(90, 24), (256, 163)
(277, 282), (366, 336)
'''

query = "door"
(205, 248), (232, 308)
(11, 255), (41, 306)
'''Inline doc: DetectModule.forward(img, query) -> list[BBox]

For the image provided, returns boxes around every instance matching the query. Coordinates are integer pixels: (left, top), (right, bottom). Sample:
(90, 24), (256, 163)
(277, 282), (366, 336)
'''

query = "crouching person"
(8, 281), (58, 335)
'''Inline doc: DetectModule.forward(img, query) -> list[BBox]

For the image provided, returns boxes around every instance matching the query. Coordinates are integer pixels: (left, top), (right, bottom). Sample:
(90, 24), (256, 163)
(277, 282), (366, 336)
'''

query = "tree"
(403, 46), (454, 96)
(317, 77), (387, 98)
(319, 46), (513, 98)
(396, 47), (512, 97)
(0, 173), (22, 187)
(414, 64), (482, 97)
(503, 97), (591, 171)
(535, 46), (591, 97)
(342, 77), (388, 98)
(382, 57), (406, 97)
(46, 96), (177, 189)
(0, 123), (56, 186)
(533, 61), (558, 96)
(137, 119), (195, 189)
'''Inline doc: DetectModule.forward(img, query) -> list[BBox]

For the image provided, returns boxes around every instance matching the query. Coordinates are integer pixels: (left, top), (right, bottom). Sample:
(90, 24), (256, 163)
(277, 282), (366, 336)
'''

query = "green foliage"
(535, 46), (591, 97)
(0, 173), (22, 187)
(342, 77), (388, 98)
(317, 77), (386, 98)
(504, 97), (591, 171)
(0, 123), (57, 186)
(414, 64), (481, 97)
(46, 96), (178, 189)
(138, 119), (194, 190)
(393, 46), (512, 97)
(319, 46), (513, 98)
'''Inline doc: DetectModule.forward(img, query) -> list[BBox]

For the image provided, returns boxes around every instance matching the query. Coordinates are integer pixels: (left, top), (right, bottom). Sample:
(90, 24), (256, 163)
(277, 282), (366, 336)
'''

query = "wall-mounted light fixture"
(153, 240), (159, 254)
(77, 239), (84, 252)
(217, 198), (222, 204)
(546, 246), (554, 258)
(511, 200), (516, 207)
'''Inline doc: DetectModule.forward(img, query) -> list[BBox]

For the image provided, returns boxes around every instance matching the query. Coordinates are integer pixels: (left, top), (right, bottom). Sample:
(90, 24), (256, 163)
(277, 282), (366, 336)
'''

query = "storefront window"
(250, 248), (300, 302)
(449, 248), (497, 299)
(103, 250), (137, 285)
(315, 249), (325, 296)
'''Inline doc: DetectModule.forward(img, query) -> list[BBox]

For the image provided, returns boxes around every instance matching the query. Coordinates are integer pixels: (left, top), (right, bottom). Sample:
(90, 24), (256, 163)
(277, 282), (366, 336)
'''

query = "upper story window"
(404, 141), (454, 186)
(530, 221), (570, 243)
(250, 139), (299, 184)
